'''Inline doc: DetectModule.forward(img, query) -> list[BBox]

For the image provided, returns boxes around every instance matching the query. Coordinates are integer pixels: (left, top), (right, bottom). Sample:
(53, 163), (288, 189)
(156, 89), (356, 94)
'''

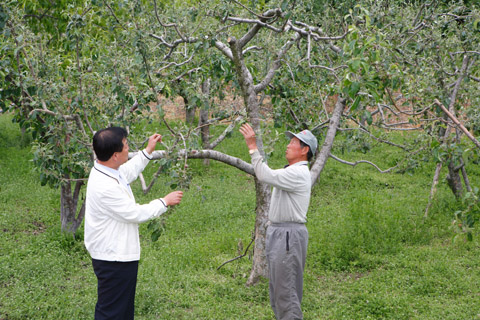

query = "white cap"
(285, 129), (318, 154)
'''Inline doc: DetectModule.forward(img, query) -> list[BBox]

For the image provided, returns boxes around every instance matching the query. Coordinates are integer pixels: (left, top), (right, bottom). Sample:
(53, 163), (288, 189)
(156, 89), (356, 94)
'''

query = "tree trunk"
(441, 55), (470, 200)
(461, 165), (472, 193)
(426, 55), (471, 215)
(178, 87), (195, 125)
(185, 99), (195, 125)
(200, 79), (211, 165)
(446, 160), (463, 199)
(246, 178), (271, 286)
(60, 180), (85, 235)
(229, 36), (270, 285)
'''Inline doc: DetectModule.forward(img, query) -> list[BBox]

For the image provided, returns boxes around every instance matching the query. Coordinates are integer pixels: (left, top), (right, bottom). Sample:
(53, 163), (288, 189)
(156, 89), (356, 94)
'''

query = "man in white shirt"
(84, 127), (183, 320)
(240, 123), (317, 320)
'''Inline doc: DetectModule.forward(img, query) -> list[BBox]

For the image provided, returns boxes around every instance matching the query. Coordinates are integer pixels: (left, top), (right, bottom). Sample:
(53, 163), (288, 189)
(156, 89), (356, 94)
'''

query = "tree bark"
(228, 36), (266, 154)
(60, 180), (85, 235)
(246, 178), (271, 286)
(310, 96), (346, 185)
(444, 55), (470, 199)
(229, 35), (270, 285)
(148, 149), (254, 175)
(461, 166), (472, 193)
(425, 163), (443, 218)
(435, 99), (480, 149)
(185, 97), (195, 125)
(200, 79), (211, 165)
(446, 160), (463, 199)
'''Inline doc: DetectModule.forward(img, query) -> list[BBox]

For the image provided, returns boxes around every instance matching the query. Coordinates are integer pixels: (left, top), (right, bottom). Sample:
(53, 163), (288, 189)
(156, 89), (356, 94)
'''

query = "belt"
(270, 222), (305, 227)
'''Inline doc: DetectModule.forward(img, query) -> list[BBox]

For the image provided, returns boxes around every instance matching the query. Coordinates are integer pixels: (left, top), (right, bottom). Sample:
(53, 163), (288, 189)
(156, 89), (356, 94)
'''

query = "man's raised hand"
(239, 123), (257, 151)
(146, 133), (162, 154)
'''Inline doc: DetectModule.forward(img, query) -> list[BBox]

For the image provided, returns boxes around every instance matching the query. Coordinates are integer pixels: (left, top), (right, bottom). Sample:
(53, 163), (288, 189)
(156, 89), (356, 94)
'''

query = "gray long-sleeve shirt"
(251, 151), (311, 223)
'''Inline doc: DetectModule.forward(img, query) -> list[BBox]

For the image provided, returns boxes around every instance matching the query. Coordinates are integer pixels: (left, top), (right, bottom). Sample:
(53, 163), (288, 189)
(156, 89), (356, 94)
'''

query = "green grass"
(1, 113), (480, 319)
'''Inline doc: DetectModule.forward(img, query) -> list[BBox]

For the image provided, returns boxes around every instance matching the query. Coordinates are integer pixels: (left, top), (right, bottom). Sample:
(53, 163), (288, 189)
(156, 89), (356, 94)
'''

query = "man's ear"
(301, 145), (309, 157)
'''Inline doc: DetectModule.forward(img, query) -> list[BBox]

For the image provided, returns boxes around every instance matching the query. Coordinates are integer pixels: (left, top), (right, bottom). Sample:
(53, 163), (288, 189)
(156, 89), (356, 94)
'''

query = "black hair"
(299, 140), (314, 161)
(92, 127), (128, 161)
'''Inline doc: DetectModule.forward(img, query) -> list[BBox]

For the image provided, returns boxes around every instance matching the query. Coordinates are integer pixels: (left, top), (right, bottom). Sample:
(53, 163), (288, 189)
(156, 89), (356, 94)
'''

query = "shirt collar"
(292, 160), (309, 167)
(94, 161), (120, 179)
(284, 160), (309, 168)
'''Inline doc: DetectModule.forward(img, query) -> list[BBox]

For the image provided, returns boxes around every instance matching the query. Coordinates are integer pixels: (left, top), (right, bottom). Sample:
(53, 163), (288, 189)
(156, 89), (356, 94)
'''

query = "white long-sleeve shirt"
(251, 151), (311, 223)
(84, 150), (167, 262)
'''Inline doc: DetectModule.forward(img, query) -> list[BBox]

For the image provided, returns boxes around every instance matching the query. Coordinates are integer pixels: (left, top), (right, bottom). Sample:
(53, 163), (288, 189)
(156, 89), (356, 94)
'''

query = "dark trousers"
(92, 259), (139, 320)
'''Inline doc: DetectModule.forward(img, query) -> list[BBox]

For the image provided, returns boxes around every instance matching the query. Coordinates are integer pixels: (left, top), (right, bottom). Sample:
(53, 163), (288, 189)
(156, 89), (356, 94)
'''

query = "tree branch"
(425, 163), (442, 218)
(152, 0), (186, 41)
(230, 0), (274, 20)
(413, 2), (428, 26)
(330, 154), (398, 173)
(215, 40), (233, 60)
(310, 96), (346, 185)
(451, 51), (480, 56)
(208, 116), (244, 149)
(238, 23), (264, 48)
(217, 232), (255, 270)
(226, 16), (283, 34)
(149, 33), (199, 60)
(254, 33), (300, 93)
(290, 21), (349, 41)
(448, 55), (470, 114)
(172, 67), (202, 82)
(345, 115), (408, 150)
(74, 37), (94, 135)
(132, 149), (254, 175)
(243, 46), (263, 55)
(237, 8), (283, 48)
(103, 0), (127, 30)
(28, 108), (74, 120)
(434, 99), (480, 149)
(155, 54), (194, 73)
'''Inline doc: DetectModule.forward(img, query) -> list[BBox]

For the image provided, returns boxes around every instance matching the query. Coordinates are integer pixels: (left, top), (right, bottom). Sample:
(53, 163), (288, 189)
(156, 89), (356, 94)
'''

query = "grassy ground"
(1, 113), (480, 319)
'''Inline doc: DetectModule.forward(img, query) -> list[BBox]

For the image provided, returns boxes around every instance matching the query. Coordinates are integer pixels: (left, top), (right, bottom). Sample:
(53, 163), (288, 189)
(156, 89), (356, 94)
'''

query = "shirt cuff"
(141, 149), (153, 160)
(159, 198), (167, 208)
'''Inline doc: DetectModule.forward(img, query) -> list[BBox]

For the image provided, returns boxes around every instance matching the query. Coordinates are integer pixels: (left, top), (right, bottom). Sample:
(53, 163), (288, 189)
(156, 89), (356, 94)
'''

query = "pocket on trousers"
(286, 231), (290, 252)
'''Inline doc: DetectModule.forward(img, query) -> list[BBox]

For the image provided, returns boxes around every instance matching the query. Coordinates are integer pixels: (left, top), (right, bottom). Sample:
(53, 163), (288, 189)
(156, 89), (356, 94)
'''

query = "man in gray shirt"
(240, 123), (317, 320)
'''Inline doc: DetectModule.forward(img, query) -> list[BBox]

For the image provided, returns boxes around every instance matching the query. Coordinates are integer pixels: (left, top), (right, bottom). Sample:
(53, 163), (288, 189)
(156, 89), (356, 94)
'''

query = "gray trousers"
(266, 223), (308, 320)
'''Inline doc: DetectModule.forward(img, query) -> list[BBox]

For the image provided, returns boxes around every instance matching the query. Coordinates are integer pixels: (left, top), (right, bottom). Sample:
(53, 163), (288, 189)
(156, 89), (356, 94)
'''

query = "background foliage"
(2, 114), (480, 319)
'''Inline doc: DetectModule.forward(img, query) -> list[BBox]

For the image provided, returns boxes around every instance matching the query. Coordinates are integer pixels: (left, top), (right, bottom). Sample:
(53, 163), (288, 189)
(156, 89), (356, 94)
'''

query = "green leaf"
(284, 12), (292, 21)
(151, 230), (161, 242)
(364, 110), (373, 125)
(351, 95), (361, 112)
(157, 105), (165, 118)
(349, 59), (361, 73)
(348, 82), (360, 98)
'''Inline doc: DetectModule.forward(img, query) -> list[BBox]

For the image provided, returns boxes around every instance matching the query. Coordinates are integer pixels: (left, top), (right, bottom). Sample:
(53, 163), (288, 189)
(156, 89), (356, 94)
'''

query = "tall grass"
(1, 113), (480, 319)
